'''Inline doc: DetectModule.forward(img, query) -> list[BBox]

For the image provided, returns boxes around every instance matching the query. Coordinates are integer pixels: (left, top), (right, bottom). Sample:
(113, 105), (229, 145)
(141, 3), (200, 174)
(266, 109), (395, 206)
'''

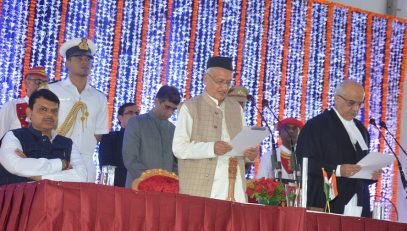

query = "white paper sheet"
(350, 152), (396, 179)
(229, 126), (269, 156)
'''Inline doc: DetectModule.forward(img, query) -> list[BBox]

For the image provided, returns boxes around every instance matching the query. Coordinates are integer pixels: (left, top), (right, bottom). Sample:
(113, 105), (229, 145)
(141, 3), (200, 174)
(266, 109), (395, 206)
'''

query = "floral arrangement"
(132, 169), (179, 193)
(138, 176), (179, 193)
(246, 177), (296, 206)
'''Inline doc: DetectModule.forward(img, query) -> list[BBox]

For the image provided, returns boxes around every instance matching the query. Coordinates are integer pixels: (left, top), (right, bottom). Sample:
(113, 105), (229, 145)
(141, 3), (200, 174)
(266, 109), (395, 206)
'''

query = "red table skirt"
(0, 180), (405, 231)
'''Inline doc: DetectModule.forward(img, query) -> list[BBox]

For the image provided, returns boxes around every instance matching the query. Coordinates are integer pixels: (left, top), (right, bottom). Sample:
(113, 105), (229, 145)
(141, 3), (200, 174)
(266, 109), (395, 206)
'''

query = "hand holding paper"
(229, 126), (269, 156)
(349, 152), (395, 179)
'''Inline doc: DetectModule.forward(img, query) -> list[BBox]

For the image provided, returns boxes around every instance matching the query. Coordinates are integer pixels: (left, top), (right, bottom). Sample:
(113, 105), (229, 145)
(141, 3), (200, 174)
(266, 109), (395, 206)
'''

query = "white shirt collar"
(63, 76), (90, 92)
(333, 107), (368, 150)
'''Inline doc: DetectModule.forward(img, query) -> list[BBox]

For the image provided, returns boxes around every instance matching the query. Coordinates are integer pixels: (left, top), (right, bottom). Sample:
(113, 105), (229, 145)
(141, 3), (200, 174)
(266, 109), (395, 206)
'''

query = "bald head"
(334, 80), (364, 97)
(333, 80), (365, 121)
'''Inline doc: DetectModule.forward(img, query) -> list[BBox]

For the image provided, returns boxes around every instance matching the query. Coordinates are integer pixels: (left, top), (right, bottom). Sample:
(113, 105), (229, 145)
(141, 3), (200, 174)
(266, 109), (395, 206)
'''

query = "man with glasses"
(48, 38), (108, 182)
(296, 80), (380, 217)
(0, 66), (48, 139)
(99, 103), (139, 187)
(173, 56), (258, 202)
(123, 86), (180, 188)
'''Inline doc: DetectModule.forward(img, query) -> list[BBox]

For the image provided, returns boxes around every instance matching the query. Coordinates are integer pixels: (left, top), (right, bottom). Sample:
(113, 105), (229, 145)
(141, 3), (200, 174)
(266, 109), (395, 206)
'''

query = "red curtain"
(0, 180), (405, 231)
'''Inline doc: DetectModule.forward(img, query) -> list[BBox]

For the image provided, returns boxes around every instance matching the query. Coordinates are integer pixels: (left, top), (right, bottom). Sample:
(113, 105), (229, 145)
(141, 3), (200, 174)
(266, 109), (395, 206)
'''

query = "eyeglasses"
(124, 110), (139, 116)
(26, 78), (47, 85)
(206, 72), (232, 88)
(337, 95), (364, 108)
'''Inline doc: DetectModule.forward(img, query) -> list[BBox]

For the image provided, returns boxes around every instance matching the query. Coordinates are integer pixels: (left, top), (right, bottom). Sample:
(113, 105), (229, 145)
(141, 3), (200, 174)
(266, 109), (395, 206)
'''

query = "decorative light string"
(160, 0), (173, 85)
(300, 0), (313, 123)
(218, 0), (241, 59)
(304, 3), (327, 120)
(165, 0), (193, 99)
(0, 0), (407, 219)
(382, 20), (405, 219)
(188, 0), (217, 99)
(284, 0), (307, 119)
(4, 0), (26, 100)
(393, 21), (407, 220)
(139, 0), (168, 114)
(54, 0), (69, 81)
(20, 0), (37, 97)
(240, 0), (265, 128)
(326, 6), (347, 109)
(255, 0), (287, 178)
(234, 0), (247, 87)
(183, 0), (200, 100)
(363, 14), (373, 128)
(110, 0), (144, 130)
(368, 16), (387, 207)
(90, 0), (117, 95)
(348, 12), (367, 86)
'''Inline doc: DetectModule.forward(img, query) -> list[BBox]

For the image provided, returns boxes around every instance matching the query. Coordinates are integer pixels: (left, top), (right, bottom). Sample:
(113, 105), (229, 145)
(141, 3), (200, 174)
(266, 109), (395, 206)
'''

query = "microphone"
(263, 99), (300, 182)
(379, 121), (407, 157)
(247, 95), (281, 180)
(370, 118), (407, 195)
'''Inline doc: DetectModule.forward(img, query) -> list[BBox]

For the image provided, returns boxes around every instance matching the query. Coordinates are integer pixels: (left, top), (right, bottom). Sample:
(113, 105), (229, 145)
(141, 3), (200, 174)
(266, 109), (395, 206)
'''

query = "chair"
(132, 169), (179, 193)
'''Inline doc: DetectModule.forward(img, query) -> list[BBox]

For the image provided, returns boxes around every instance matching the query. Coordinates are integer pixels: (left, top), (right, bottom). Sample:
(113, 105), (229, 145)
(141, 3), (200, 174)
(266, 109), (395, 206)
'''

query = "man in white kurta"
(173, 56), (258, 203)
(0, 67), (48, 139)
(48, 38), (108, 182)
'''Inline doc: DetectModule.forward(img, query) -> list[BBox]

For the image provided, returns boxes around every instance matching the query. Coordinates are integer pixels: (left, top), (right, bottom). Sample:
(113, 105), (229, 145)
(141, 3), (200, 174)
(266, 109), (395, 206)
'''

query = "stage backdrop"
(0, 0), (406, 220)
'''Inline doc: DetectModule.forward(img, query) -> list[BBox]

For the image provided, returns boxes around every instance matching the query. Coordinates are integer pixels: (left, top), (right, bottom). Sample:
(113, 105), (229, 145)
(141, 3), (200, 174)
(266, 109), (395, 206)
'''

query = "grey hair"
(334, 79), (363, 96)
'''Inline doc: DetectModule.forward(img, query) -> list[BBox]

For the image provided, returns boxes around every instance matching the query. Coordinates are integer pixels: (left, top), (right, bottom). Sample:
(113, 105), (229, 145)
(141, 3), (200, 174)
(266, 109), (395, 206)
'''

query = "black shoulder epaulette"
(90, 85), (107, 96)
(48, 79), (61, 84)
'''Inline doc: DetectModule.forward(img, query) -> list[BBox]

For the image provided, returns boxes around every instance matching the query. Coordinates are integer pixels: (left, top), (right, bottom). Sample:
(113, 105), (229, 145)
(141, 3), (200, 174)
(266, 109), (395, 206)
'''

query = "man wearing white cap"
(0, 66), (48, 139)
(48, 38), (108, 182)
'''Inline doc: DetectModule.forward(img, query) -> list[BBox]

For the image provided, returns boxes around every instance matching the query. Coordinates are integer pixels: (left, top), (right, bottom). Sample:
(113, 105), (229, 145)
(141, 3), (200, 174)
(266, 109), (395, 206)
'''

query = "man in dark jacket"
(296, 80), (381, 217)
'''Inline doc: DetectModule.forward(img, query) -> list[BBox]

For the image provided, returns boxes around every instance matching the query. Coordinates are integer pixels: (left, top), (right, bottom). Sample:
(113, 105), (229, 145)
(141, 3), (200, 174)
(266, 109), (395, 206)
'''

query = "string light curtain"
(0, 0), (406, 220)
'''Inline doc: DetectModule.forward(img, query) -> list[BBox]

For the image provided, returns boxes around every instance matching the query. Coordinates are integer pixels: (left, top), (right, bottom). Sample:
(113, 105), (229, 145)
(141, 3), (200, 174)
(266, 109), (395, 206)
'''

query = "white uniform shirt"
(0, 97), (29, 139)
(48, 78), (108, 181)
(173, 96), (247, 203)
(257, 145), (294, 180)
(0, 130), (87, 182)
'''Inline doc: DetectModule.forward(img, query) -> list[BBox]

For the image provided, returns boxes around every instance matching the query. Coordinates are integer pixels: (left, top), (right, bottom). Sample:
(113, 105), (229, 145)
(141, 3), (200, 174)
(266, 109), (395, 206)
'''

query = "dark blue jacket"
(0, 127), (72, 185)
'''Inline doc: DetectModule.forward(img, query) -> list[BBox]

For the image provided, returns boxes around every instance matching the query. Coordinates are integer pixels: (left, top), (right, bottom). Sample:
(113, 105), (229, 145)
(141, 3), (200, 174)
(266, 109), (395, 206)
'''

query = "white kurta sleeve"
(256, 151), (273, 179)
(172, 105), (216, 159)
(0, 131), (63, 177)
(42, 144), (87, 182)
(0, 101), (14, 139)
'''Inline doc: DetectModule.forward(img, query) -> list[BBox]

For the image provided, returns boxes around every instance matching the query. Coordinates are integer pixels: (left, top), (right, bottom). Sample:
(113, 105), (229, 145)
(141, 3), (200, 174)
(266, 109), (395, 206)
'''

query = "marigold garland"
(160, 0), (173, 85)
(321, 3), (333, 111)
(135, 0), (151, 108)
(213, 0), (223, 56)
(88, 0), (97, 40)
(234, 0), (248, 87)
(278, 0), (292, 121)
(106, 0), (124, 129)
(363, 14), (373, 128)
(53, 0), (69, 82)
(184, 0), (200, 100)
(300, 0), (313, 123)
(20, 0), (37, 98)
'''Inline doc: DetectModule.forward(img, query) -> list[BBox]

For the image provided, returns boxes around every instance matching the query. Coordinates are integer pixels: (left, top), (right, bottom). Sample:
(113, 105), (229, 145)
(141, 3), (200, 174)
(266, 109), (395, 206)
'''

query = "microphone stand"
(370, 119), (407, 197)
(247, 96), (281, 181)
(262, 99), (300, 184)
(380, 121), (407, 157)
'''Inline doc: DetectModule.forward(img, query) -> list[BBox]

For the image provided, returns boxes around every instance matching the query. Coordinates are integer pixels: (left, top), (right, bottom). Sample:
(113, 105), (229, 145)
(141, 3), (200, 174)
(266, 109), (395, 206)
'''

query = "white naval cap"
(59, 37), (96, 59)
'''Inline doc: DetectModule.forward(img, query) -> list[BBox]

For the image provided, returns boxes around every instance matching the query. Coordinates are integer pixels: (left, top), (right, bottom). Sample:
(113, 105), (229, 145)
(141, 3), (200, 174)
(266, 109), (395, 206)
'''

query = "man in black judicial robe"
(296, 80), (381, 217)
(99, 103), (139, 187)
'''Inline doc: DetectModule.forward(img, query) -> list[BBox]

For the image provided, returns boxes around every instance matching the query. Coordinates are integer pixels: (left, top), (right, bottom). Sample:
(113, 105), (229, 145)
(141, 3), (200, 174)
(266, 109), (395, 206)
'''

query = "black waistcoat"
(0, 127), (72, 185)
